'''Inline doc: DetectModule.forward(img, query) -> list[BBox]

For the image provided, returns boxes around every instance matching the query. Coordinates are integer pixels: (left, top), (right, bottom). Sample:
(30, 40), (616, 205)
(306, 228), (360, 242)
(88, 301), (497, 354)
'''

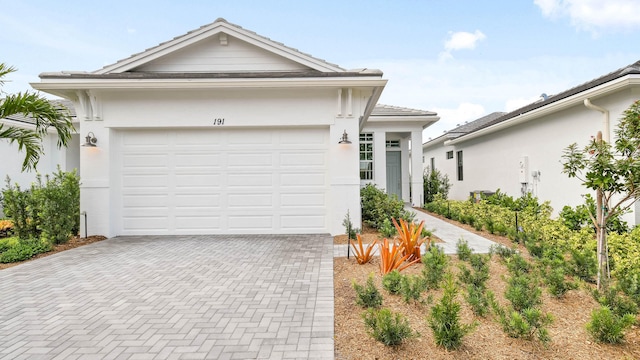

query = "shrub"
(492, 244), (517, 259)
(543, 265), (577, 298)
(353, 273), (383, 308)
(0, 237), (19, 254)
(569, 246), (597, 282)
(422, 245), (448, 289)
(382, 270), (402, 295)
(379, 218), (397, 238)
(504, 253), (531, 276)
(592, 287), (638, 318)
(423, 167), (451, 204)
(465, 286), (493, 317)
(586, 306), (636, 344)
(363, 308), (414, 346)
(350, 234), (376, 265)
(498, 307), (553, 344)
(428, 274), (476, 349)
(456, 238), (473, 261)
(361, 184), (413, 229)
(0, 238), (51, 263)
(505, 274), (542, 312)
(2, 169), (80, 244)
(400, 274), (426, 304)
(459, 254), (490, 289)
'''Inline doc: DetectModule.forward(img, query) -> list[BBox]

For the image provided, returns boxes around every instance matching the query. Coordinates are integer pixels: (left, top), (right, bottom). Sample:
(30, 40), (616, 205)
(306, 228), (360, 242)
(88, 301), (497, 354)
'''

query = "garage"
(112, 127), (329, 235)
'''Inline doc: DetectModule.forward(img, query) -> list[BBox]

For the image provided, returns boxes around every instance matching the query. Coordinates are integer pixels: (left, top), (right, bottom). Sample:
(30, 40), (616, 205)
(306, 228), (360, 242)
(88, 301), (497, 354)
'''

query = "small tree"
(423, 167), (451, 203)
(562, 100), (640, 290)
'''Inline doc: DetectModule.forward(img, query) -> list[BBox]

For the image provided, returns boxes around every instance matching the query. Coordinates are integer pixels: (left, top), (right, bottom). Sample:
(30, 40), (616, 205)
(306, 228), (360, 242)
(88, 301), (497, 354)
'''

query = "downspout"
(584, 98), (610, 142)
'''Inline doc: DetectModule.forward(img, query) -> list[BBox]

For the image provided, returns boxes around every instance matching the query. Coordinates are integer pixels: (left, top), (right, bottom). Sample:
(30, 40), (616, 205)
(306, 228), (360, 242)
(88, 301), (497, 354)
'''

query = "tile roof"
(422, 111), (505, 146)
(470, 59), (640, 135)
(372, 104), (437, 117)
(1, 99), (75, 126)
(94, 17), (346, 74)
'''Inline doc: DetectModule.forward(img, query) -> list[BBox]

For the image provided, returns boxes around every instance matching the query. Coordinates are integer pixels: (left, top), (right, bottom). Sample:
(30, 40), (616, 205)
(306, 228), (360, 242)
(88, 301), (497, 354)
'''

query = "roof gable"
(96, 18), (345, 74)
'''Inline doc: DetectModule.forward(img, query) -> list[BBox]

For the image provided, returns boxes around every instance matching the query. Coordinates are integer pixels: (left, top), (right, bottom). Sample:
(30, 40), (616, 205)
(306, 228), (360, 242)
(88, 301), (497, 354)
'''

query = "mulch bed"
(0, 235), (107, 270)
(333, 210), (640, 359)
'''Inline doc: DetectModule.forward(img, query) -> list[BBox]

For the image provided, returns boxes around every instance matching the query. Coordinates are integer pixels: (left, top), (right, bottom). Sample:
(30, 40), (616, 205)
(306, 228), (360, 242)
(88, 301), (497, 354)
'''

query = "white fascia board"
(422, 136), (448, 149)
(31, 77), (388, 91)
(367, 115), (440, 129)
(445, 75), (640, 146)
(96, 22), (344, 74)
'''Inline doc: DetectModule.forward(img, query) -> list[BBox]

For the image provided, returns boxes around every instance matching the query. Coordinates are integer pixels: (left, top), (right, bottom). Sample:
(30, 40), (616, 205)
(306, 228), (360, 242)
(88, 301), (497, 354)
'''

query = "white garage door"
(113, 128), (329, 235)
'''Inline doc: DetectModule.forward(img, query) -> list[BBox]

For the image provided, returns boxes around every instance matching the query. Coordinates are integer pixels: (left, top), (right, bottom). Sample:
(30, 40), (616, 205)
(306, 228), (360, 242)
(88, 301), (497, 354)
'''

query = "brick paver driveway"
(0, 235), (334, 359)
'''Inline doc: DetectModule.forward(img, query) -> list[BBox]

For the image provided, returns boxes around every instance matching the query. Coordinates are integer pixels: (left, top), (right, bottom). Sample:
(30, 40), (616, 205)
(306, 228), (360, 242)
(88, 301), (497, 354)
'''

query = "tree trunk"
(596, 188), (608, 290)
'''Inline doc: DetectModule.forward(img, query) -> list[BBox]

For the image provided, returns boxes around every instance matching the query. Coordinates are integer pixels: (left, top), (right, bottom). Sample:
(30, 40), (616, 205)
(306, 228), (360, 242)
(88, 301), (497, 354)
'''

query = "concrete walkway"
(0, 235), (334, 360)
(334, 206), (497, 257)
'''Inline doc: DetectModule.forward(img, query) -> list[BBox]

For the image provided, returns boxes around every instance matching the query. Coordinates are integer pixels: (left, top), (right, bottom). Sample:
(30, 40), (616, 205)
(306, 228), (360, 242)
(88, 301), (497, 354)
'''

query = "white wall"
(423, 90), (639, 224)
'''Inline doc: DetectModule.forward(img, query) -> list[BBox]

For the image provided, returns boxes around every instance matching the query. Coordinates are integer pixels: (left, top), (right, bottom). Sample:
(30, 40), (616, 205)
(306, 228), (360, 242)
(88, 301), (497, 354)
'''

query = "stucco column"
(329, 120), (361, 235)
(410, 130), (424, 207)
(373, 130), (387, 191)
(401, 137), (410, 203)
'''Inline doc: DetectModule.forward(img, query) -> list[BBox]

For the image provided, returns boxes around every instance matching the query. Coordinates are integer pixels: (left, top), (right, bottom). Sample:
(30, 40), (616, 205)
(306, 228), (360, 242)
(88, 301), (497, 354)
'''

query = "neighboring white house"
(0, 100), (79, 189)
(32, 18), (438, 237)
(423, 60), (640, 224)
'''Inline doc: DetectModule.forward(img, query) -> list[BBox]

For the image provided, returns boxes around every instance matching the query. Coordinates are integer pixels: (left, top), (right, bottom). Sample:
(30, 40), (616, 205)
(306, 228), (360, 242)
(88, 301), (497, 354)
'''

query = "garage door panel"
(227, 173), (273, 187)
(117, 128), (328, 234)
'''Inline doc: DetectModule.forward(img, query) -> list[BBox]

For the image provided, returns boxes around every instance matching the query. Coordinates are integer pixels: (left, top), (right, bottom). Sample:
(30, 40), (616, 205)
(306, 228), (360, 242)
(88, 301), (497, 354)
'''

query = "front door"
(386, 151), (402, 199)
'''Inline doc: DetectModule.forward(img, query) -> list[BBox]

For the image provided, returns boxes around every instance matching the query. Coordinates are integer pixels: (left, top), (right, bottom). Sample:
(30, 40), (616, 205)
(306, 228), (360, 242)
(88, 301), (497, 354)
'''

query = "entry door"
(386, 151), (402, 199)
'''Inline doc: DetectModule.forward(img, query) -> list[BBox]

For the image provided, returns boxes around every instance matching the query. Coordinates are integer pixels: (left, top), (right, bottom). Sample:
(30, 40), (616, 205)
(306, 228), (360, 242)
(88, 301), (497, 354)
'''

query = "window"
(360, 133), (374, 180)
(430, 157), (435, 171)
(456, 150), (463, 181)
(385, 140), (400, 148)
(446, 151), (453, 159)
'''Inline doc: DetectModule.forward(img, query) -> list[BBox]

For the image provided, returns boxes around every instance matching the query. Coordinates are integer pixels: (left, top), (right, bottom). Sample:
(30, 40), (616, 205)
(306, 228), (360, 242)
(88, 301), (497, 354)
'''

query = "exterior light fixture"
(82, 132), (97, 147)
(338, 130), (352, 144)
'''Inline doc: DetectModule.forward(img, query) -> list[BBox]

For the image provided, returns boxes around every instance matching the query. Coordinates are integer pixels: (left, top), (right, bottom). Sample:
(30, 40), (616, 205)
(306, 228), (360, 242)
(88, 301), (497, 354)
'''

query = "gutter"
(584, 99), (610, 142)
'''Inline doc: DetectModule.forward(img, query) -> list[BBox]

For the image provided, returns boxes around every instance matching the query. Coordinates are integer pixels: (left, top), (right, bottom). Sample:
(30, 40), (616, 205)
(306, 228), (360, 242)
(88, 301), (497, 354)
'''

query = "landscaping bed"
(333, 213), (640, 359)
(0, 235), (107, 270)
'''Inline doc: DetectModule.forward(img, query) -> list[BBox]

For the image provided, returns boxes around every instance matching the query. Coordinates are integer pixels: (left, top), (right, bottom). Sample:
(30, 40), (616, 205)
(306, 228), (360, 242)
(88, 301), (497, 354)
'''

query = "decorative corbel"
(88, 90), (102, 121)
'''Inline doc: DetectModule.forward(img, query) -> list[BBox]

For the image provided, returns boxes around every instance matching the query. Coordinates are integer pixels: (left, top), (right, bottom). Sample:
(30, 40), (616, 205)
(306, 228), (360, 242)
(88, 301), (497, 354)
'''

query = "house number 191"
(213, 118), (225, 125)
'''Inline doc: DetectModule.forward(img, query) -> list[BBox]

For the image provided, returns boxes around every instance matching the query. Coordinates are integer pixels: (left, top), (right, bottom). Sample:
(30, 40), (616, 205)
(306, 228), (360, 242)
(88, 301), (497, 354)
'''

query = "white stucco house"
(0, 100), (79, 191)
(31, 18), (438, 237)
(423, 60), (640, 224)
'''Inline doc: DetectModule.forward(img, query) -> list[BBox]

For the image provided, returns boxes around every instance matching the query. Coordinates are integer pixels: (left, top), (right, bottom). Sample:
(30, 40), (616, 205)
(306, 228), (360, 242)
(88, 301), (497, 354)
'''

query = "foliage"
(378, 238), (419, 275)
(423, 167), (451, 203)
(361, 184), (414, 229)
(0, 238), (51, 263)
(399, 274), (427, 304)
(378, 218), (397, 238)
(382, 270), (402, 295)
(592, 286), (638, 318)
(393, 218), (428, 261)
(428, 273), (476, 349)
(491, 245), (517, 260)
(586, 306), (636, 344)
(496, 307), (553, 344)
(504, 253), (532, 277)
(465, 286), (493, 317)
(542, 263), (578, 298)
(568, 241), (598, 282)
(559, 194), (628, 234)
(459, 253), (493, 317)
(342, 210), (359, 239)
(422, 245), (449, 289)
(0, 236), (18, 253)
(2, 169), (80, 244)
(0, 63), (75, 171)
(562, 100), (640, 290)
(350, 234), (376, 265)
(456, 238), (473, 261)
(353, 273), (383, 309)
(505, 273), (542, 312)
(608, 227), (640, 301)
(0, 219), (14, 238)
(362, 308), (415, 346)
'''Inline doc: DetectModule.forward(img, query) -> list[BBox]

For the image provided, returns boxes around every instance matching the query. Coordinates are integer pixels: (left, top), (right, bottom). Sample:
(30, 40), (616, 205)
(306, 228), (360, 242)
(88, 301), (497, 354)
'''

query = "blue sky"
(2, 0), (640, 139)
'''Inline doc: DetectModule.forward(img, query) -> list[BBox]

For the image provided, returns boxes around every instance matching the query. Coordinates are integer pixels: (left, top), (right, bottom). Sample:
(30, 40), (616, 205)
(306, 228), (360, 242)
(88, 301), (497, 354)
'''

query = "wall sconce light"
(338, 130), (352, 144)
(82, 132), (97, 147)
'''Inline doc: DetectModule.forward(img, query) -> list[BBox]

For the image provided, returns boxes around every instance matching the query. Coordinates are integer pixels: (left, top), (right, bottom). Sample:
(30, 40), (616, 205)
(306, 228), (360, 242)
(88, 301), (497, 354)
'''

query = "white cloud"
(439, 30), (486, 61)
(534, 0), (640, 33)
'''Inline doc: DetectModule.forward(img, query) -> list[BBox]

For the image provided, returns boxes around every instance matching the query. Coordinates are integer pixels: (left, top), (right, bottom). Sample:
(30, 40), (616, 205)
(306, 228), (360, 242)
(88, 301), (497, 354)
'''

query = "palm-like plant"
(392, 218), (429, 261)
(0, 63), (74, 171)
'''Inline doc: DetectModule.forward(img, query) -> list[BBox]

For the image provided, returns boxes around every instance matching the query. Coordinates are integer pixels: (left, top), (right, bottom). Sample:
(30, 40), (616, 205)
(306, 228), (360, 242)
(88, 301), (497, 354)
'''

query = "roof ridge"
(94, 18), (345, 74)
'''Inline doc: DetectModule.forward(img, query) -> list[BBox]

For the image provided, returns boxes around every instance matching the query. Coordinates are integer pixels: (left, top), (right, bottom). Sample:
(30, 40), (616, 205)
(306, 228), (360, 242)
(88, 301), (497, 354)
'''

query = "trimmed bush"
(353, 273), (383, 309)
(399, 274), (426, 304)
(363, 308), (414, 346)
(586, 306), (636, 344)
(361, 184), (414, 229)
(382, 270), (402, 295)
(456, 238), (473, 261)
(428, 274), (476, 349)
(422, 245), (448, 289)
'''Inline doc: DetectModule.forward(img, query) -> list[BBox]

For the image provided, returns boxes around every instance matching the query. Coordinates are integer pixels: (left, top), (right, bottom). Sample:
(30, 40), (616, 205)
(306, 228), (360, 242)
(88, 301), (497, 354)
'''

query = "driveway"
(0, 235), (334, 360)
